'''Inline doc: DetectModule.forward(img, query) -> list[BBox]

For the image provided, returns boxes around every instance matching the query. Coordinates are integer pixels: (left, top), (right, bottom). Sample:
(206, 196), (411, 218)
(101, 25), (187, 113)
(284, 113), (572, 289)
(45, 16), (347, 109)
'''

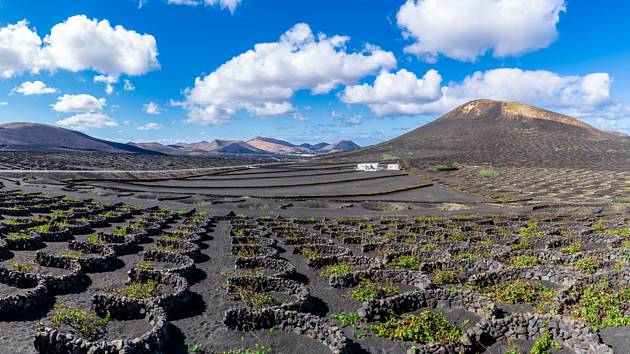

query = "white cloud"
(397, 0), (565, 62)
(44, 15), (159, 76)
(183, 23), (396, 124)
(94, 74), (118, 95)
(143, 102), (163, 114)
(205, 0), (242, 13)
(341, 69), (442, 115)
(94, 74), (119, 84)
(167, 0), (199, 5)
(342, 68), (615, 118)
(52, 94), (106, 113)
(56, 112), (118, 130)
(0, 16), (158, 80)
(0, 21), (47, 78)
(123, 79), (135, 91)
(138, 122), (163, 130)
(14, 80), (58, 95)
(0, 102), (8, 106)
(167, 0), (242, 13)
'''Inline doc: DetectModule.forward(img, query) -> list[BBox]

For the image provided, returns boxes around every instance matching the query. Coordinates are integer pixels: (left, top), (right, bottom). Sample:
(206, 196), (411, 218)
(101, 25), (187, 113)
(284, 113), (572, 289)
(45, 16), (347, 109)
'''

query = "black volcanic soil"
(0, 151), (275, 171)
(0, 186), (626, 353)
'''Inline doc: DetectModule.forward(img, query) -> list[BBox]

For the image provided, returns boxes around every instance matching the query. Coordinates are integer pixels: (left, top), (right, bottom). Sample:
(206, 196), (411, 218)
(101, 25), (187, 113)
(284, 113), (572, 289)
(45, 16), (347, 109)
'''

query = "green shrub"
(386, 255), (422, 270)
(603, 228), (630, 237)
(419, 243), (437, 251)
(234, 287), (280, 310)
(478, 168), (500, 179)
(121, 280), (158, 299)
(573, 256), (600, 275)
(530, 331), (562, 354)
(570, 282), (630, 331)
(320, 264), (353, 277)
(432, 270), (459, 285)
(449, 231), (467, 241)
(482, 279), (555, 304)
(512, 238), (532, 251)
(87, 235), (105, 246)
(560, 243), (582, 255)
(51, 303), (110, 340)
(135, 262), (153, 270)
(13, 261), (37, 272)
(331, 312), (361, 328)
(4, 232), (32, 240)
(432, 164), (458, 171)
(371, 311), (463, 343)
(509, 255), (543, 268)
(350, 281), (398, 301)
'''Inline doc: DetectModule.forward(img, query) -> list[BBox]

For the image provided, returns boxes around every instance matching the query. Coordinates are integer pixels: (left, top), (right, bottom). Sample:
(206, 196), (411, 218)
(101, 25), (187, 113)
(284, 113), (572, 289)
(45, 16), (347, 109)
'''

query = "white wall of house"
(356, 163), (380, 171)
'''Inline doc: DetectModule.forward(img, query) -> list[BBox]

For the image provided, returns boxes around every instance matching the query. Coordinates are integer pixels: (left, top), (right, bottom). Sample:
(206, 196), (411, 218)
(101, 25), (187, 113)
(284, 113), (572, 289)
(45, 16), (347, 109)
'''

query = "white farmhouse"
(356, 163), (380, 171)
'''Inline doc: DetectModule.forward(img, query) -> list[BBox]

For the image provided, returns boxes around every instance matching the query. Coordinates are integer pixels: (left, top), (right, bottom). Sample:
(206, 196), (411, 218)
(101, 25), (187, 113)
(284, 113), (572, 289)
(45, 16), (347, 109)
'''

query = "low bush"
(371, 311), (463, 343)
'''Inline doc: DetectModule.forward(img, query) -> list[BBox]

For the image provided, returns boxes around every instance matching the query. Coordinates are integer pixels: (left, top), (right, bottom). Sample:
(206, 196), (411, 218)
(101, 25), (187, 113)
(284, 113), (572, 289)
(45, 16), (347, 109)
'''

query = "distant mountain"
(300, 142), (329, 151)
(0, 122), (360, 156)
(182, 140), (268, 155)
(135, 137), (360, 156)
(320, 140), (361, 153)
(0, 122), (159, 154)
(247, 137), (310, 154)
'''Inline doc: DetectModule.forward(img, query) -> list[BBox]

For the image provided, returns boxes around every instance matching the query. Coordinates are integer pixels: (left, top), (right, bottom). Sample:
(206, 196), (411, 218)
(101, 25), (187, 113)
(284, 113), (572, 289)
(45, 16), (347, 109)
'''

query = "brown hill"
(340, 99), (628, 164)
(179, 140), (268, 155)
(247, 137), (311, 155)
(0, 122), (158, 154)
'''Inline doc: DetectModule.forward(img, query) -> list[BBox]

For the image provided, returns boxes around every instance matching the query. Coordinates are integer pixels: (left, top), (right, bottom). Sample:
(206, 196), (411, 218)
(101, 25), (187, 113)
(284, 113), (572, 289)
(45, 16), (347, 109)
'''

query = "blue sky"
(0, 0), (629, 146)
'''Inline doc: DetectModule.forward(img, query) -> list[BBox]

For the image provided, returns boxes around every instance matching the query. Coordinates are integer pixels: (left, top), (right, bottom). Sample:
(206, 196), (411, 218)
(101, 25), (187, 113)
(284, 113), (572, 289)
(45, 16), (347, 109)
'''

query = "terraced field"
(0, 151), (273, 171)
(0, 189), (629, 353)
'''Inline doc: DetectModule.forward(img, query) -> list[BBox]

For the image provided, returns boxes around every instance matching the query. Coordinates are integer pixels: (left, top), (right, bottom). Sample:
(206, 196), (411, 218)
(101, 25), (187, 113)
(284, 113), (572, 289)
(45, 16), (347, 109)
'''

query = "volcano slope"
(335, 99), (630, 205)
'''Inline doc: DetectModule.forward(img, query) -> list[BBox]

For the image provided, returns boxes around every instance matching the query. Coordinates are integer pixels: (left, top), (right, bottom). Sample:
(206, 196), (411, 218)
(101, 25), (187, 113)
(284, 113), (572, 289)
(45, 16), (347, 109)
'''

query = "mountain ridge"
(0, 122), (160, 155)
(0, 122), (359, 156)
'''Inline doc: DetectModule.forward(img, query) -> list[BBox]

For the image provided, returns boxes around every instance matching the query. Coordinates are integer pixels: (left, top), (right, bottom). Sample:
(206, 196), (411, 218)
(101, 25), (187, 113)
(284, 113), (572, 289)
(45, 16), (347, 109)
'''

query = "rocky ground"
(0, 187), (629, 353)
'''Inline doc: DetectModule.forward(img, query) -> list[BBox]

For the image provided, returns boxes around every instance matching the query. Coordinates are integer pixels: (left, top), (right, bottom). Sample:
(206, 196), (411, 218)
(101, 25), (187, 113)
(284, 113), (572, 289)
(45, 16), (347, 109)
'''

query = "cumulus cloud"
(44, 15), (159, 75)
(342, 68), (615, 118)
(138, 122), (163, 130)
(143, 102), (163, 114)
(341, 69), (442, 116)
(183, 23), (396, 124)
(56, 112), (118, 130)
(0, 16), (159, 79)
(93, 75), (119, 94)
(0, 102), (8, 106)
(14, 80), (58, 95)
(397, 0), (565, 62)
(52, 94), (106, 113)
(167, 0), (242, 13)
(0, 21), (47, 78)
(94, 74), (119, 84)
